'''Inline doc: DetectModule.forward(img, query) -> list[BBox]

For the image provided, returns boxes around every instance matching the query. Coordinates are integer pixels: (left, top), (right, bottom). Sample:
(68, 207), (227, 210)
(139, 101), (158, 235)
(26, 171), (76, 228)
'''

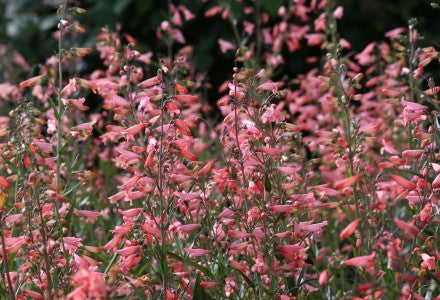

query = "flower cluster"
(0, 0), (439, 299)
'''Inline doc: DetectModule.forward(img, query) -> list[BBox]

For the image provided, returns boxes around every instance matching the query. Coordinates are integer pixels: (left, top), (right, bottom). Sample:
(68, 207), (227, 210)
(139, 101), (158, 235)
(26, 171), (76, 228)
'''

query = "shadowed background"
(1, 0), (438, 99)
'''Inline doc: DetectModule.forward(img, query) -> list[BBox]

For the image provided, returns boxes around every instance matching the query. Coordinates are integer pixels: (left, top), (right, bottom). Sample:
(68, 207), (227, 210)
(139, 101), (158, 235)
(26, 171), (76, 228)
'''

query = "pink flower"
(227, 230), (250, 239)
(385, 27), (405, 40)
(118, 208), (142, 218)
(402, 149), (424, 158)
(278, 244), (308, 263)
(200, 281), (220, 288)
(63, 237), (83, 254)
(343, 252), (376, 268)
(218, 39), (236, 53)
(103, 235), (122, 252)
(178, 223), (200, 233)
(259, 146), (286, 157)
(19, 75), (44, 88)
(432, 173), (440, 188)
(340, 219), (361, 239)
(205, 6), (222, 18)
(333, 6), (344, 19)
(123, 123), (146, 137)
(139, 75), (161, 88)
(117, 174), (141, 190)
(4, 236), (28, 254)
(251, 258), (267, 274)
(198, 160), (215, 176)
(24, 290), (43, 299)
(305, 33), (323, 46)
(62, 78), (77, 98)
(269, 204), (295, 214)
(419, 203), (432, 222)
(355, 42), (376, 65)
(67, 266), (106, 299)
(390, 175), (417, 190)
(172, 94), (199, 105)
(295, 221), (328, 235)
(261, 105), (285, 123)
(394, 219), (420, 237)
(115, 245), (140, 256)
(66, 97), (89, 111)
(75, 210), (101, 223)
(319, 270), (328, 286)
(184, 248), (210, 258)
(334, 175), (361, 190)
(257, 81), (280, 93)
(420, 253), (435, 270)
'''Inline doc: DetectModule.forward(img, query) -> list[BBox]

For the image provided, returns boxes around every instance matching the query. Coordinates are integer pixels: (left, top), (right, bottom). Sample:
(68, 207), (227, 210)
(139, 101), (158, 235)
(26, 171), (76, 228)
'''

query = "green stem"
(159, 81), (167, 300)
(0, 212), (15, 300)
(54, 0), (71, 292)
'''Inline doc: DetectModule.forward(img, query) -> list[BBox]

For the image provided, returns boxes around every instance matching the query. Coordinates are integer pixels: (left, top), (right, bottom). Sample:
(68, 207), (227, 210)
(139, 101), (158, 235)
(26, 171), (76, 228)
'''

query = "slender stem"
(0, 212), (15, 300)
(326, 8), (359, 217)
(56, 0), (68, 194)
(233, 103), (247, 188)
(158, 81), (167, 300)
(232, 62), (248, 191)
(408, 26), (415, 102)
(53, 0), (70, 292)
(35, 196), (53, 294)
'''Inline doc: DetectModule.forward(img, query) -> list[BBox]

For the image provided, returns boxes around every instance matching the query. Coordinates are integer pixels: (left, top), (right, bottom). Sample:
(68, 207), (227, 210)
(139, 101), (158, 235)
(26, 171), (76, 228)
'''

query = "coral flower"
(334, 175), (361, 190)
(340, 219), (361, 239)
(420, 253), (435, 270)
(319, 270), (328, 286)
(115, 245), (141, 256)
(172, 94), (199, 105)
(390, 175), (417, 190)
(19, 75), (44, 88)
(184, 248), (209, 258)
(178, 223), (200, 233)
(200, 281), (220, 288)
(343, 252), (376, 268)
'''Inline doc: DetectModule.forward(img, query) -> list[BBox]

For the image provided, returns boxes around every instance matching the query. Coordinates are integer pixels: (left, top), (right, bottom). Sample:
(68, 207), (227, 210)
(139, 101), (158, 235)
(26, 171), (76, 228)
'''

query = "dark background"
(1, 0), (438, 93)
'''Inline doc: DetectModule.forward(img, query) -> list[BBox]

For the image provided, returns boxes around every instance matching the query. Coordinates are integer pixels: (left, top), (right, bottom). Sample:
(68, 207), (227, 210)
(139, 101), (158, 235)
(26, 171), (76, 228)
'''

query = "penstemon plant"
(0, 0), (439, 299)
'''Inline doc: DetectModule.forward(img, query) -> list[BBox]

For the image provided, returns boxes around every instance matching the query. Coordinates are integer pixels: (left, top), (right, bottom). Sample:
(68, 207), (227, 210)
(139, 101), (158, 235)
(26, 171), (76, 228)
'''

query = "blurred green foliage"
(0, 0), (438, 88)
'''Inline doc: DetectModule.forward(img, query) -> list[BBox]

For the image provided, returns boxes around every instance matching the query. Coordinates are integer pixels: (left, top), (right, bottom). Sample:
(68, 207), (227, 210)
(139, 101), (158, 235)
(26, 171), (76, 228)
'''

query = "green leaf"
(434, 115), (440, 149)
(339, 205), (354, 218)
(285, 273), (296, 293)
(193, 274), (213, 300)
(130, 283), (148, 300)
(59, 136), (74, 155)
(166, 251), (212, 277)
(264, 174), (272, 192)
(297, 265), (307, 287)
(1, 157), (17, 171)
(64, 194), (77, 231)
(427, 270), (440, 285)
(48, 97), (61, 122)
(234, 268), (254, 288)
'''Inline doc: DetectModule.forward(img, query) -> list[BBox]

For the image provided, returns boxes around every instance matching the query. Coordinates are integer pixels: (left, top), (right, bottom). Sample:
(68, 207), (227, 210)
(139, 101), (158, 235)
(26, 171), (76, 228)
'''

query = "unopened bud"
(0, 189), (7, 210)
(70, 7), (87, 14)
(70, 25), (86, 34)
(71, 47), (93, 57)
